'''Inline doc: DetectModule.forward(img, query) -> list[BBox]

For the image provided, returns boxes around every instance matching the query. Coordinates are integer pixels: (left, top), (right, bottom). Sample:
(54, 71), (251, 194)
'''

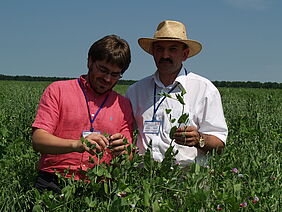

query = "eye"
(155, 47), (163, 52)
(99, 68), (108, 74)
(170, 47), (178, 52)
(111, 73), (121, 78)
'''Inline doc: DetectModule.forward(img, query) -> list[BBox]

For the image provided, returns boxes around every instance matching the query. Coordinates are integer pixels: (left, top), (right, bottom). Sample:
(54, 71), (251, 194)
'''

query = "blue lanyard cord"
(184, 68), (188, 75)
(78, 79), (109, 131)
(153, 82), (179, 121)
(153, 68), (188, 121)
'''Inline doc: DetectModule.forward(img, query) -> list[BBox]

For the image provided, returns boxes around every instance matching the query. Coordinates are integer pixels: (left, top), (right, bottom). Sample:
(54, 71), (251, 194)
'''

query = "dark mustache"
(159, 58), (173, 64)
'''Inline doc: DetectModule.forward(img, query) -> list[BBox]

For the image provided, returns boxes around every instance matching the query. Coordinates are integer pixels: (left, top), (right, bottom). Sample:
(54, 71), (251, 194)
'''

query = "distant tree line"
(0, 74), (281, 89)
(212, 80), (282, 89)
(0, 74), (72, 82)
(0, 74), (137, 85)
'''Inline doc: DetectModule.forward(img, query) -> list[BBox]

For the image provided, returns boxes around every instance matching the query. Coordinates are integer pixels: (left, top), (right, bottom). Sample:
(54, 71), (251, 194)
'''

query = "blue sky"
(0, 0), (281, 82)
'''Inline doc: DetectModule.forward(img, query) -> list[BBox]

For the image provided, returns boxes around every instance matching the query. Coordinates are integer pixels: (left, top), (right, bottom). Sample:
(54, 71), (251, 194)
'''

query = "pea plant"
(160, 86), (189, 139)
(0, 81), (281, 211)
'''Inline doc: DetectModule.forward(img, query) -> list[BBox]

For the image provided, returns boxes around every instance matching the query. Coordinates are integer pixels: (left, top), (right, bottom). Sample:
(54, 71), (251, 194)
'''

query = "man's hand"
(82, 133), (109, 154)
(108, 133), (128, 157)
(173, 126), (200, 147)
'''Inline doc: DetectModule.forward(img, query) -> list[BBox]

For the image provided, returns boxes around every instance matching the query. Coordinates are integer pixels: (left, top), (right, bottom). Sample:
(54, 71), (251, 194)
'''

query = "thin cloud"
(224, 0), (275, 10)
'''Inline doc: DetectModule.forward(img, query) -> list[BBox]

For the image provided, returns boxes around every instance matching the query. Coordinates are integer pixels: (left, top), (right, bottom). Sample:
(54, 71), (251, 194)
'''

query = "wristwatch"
(199, 134), (205, 148)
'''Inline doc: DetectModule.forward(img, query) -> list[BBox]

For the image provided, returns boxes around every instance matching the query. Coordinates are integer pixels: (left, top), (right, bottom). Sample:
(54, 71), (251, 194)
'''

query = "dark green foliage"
(0, 82), (281, 211)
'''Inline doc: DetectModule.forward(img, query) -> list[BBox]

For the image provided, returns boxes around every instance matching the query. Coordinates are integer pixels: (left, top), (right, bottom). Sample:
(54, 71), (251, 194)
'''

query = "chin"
(96, 89), (107, 94)
(158, 63), (172, 69)
(96, 86), (112, 94)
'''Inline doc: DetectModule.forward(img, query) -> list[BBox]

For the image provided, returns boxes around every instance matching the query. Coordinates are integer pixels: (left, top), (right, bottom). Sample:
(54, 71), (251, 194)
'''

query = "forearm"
(32, 128), (83, 154)
(174, 126), (225, 154)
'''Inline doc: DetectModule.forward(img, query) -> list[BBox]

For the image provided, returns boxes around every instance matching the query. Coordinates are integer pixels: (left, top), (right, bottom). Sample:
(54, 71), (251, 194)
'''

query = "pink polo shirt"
(32, 75), (133, 180)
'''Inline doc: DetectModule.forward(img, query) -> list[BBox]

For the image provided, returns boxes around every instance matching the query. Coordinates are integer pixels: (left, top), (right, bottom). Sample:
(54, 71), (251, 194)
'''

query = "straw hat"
(138, 20), (202, 58)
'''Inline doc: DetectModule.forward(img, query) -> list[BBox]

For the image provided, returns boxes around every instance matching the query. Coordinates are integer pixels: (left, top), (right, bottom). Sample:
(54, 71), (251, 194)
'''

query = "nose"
(162, 48), (170, 58)
(103, 73), (112, 82)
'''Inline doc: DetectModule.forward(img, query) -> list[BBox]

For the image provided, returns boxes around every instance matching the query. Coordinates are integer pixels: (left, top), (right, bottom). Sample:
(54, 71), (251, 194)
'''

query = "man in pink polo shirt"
(32, 35), (133, 193)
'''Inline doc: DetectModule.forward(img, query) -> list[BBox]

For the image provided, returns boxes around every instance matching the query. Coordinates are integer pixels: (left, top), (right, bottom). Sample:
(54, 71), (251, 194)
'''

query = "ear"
(182, 48), (189, 62)
(87, 57), (93, 69)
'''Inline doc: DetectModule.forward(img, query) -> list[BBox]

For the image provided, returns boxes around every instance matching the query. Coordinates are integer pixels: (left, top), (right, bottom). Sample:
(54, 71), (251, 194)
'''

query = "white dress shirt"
(125, 67), (228, 166)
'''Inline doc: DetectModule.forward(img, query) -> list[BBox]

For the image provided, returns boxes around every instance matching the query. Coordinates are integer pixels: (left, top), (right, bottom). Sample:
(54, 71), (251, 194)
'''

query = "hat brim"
(138, 38), (202, 58)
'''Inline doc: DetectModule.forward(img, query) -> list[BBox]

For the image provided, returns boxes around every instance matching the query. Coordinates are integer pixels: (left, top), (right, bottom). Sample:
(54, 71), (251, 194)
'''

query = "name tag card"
(82, 131), (101, 138)
(143, 121), (161, 134)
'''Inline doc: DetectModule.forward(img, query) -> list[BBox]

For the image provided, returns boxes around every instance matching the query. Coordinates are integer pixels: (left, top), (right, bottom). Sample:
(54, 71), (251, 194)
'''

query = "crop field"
(0, 80), (281, 211)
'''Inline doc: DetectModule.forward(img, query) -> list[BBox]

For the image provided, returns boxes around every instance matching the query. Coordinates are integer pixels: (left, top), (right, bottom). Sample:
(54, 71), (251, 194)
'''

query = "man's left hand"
(173, 126), (200, 147)
(108, 133), (128, 157)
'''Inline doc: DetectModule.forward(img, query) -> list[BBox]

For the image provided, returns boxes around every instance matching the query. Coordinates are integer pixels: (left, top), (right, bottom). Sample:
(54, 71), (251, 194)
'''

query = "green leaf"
(85, 196), (96, 208)
(195, 163), (201, 174)
(165, 109), (172, 114)
(152, 199), (161, 212)
(104, 170), (112, 179)
(143, 181), (151, 207)
(104, 182), (109, 194)
(180, 87), (187, 96)
(96, 167), (104, 177)
(144, 145), (153, 171)
(169, 126), (178, 140)
(122, 138), (128, 145)
(102, 132), (111, 138)
(177, 113), (189, 124)
(32, 205), (42, 212)
(160, 92), (172, 98)
(176, 94), (185, 105)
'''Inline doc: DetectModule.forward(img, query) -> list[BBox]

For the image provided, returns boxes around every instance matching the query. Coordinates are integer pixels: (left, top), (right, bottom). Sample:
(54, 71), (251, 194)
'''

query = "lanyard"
(153, 82), (179, 121)
(78, 79), (109, 132)
(152, 68), (188, 121)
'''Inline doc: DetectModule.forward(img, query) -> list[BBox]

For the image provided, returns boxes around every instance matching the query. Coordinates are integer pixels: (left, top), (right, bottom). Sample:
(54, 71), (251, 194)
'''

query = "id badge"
(143, 121), (161, 134)
(82, 131), (101, 138)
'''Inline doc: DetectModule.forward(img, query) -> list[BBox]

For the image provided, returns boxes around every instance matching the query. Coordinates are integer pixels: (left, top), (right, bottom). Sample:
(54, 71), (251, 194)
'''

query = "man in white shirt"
(126, 20), (228, 165)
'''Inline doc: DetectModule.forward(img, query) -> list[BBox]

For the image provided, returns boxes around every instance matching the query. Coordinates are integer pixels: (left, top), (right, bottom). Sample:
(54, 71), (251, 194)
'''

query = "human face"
(152, 41), (189, 75)
(87, 59), (122, 95)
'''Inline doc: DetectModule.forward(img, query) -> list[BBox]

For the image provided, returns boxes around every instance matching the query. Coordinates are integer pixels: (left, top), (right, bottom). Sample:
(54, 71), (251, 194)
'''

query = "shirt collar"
(153, 66), (189, 89)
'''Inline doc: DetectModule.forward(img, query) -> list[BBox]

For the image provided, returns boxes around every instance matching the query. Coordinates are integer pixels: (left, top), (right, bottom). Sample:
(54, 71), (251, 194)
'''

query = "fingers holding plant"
(82, 133), (109, 154)
(79, 132), (129, 157)
(173, 126), (200, 147)
(108, 133), (129, 157)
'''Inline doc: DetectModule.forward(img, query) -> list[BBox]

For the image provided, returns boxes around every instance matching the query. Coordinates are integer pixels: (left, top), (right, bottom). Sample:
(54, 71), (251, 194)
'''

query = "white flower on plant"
(117, 191), (127, 197)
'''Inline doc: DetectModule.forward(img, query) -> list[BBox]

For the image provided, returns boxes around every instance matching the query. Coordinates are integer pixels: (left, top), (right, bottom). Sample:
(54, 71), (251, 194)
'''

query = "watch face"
(199, 138), (205, 148)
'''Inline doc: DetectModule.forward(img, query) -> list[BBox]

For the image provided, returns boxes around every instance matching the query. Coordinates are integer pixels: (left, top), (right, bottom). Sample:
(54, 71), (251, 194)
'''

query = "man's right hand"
(82, 133), (110, 154)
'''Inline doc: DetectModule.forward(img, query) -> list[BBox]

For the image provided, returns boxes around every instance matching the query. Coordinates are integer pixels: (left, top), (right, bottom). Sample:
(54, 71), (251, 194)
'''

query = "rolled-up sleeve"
(198, 90), (228, 143)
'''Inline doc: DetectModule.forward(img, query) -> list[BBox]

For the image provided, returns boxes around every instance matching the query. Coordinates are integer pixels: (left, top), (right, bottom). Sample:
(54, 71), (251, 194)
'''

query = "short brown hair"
(88, 35), (131, 74)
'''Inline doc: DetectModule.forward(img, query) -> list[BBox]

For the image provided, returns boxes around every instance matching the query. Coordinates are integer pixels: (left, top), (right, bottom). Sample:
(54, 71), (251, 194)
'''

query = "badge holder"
(82, 131), (101, 138)
(143, 121), (161, 134)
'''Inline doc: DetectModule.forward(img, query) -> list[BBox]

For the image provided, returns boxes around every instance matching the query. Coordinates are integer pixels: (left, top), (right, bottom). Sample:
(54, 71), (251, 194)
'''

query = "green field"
(0, 80), (281, 211)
